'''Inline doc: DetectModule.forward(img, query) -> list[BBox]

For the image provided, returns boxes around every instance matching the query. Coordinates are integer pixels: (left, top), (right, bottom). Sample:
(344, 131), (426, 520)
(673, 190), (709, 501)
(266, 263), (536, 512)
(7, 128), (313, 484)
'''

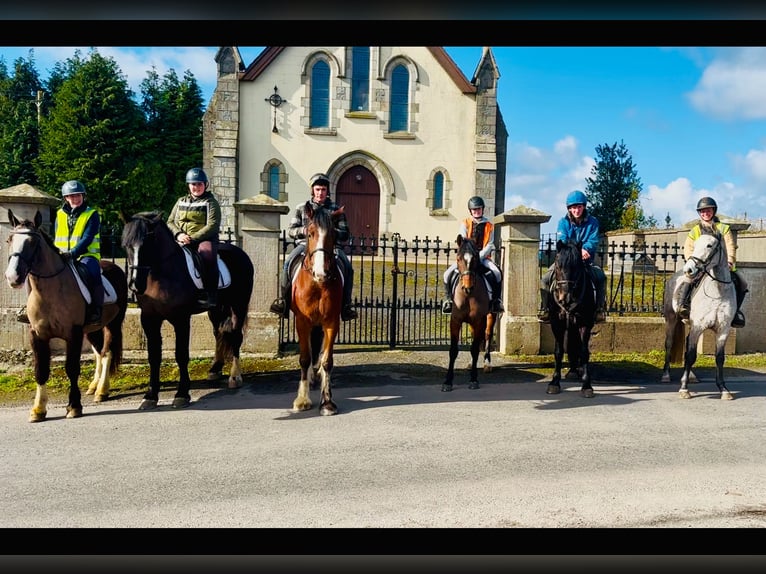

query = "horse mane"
(121, 211), (166, 249)
(556, 239), (582, 272)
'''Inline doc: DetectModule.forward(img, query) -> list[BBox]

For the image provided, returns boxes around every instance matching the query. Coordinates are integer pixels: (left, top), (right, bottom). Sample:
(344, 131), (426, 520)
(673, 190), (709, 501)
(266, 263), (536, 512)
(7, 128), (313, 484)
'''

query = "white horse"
(675, 233), (736, 400)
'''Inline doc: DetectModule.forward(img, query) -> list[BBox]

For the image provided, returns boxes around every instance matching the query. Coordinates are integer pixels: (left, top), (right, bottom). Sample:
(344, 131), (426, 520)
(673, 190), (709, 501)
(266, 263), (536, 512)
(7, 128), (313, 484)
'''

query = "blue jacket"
(555, 211), (601, 259)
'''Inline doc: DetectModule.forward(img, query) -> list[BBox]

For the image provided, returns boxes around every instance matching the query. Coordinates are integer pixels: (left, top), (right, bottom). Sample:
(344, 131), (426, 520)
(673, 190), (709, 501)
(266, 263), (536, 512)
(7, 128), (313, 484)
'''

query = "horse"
(290, 202), (345, 416)
(545, 239), (596, 398)
(120, 211), (254, 410)
(660, 270), (699, 385)
(442, 235), (496, 392)
(666, 232), (736, 400)
(4, 209), (128, 422)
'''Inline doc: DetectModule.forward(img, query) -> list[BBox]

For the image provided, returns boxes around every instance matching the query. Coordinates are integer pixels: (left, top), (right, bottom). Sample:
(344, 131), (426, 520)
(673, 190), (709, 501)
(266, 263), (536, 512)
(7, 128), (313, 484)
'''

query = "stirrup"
(594, 309), (606, 323)
(341, 304), (358, 321)
(678, 306), (690, 320)
(441, 300), (453, 314)
(269, 298), (285, 315)
(537, 309), (550, 323)
(490, 300), (504, 313)
(731, 311), (746, 328)
(17, 306), (30, 324)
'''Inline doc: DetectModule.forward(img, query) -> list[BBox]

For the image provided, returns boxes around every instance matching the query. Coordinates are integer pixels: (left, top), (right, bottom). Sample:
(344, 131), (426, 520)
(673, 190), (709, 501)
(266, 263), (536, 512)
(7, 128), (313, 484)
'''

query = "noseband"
(7, 227), (67, 279)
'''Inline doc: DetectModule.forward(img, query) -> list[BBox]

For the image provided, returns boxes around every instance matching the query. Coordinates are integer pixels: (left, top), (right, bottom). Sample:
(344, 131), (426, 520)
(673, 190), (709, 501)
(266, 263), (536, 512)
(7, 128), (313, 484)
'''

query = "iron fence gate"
(275, 233), (503, 352)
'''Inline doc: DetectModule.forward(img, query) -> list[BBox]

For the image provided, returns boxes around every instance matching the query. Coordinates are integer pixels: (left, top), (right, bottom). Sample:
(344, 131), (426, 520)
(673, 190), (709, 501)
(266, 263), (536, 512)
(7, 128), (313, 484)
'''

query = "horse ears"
(34, 210), (42, 229)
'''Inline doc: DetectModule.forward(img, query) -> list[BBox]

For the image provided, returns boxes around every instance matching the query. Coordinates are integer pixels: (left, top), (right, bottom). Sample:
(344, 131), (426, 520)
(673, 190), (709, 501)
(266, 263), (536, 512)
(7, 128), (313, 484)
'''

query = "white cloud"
(687, 47), (766, 121)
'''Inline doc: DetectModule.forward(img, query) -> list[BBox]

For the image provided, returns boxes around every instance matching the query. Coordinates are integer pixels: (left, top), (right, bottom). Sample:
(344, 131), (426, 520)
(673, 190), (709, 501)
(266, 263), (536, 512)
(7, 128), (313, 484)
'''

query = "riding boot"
(537, 289), (550, 323)
(594, 281), (606, 323)
(269, 279), (291, 318)
(676, 282), (692, 321)
(485, 270), (504, 314)
(86, 305), (102, 325)
(731, 273), (747, 328)
(16, 305), (30, 324)
(441, 277), (453, 314)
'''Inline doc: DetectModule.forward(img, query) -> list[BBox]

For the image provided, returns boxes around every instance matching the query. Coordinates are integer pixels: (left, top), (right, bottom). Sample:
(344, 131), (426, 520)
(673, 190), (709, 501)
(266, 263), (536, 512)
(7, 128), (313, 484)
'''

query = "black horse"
(545, 239), (596, 398)
(121, 211), (254, 409)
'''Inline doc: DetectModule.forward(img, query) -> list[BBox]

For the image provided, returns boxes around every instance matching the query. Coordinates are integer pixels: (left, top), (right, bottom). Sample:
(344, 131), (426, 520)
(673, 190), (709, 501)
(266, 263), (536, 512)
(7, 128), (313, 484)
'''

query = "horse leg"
(171, 318), (193, 409)
(139, 315), (163, 410)
(714, 331), (734, 400)
(64, 331), (84, 419)
(318, 327), (338, 416)
(679, 328), (701, 399)
(483, 313), (495, 373)
(468, 326), (483, 390)
(442, 323), (461, 392)
(309, 326), (323, 391)
(547, 328), (564, 395)
(293, 318), (313, 412)
(29, 336), (51, 423)
(86, 328), (112, 402)
(579, 327), (594, 399)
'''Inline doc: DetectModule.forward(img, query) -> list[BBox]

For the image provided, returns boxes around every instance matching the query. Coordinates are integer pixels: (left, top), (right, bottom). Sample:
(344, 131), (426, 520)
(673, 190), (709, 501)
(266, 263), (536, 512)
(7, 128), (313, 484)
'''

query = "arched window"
(389, 64), (409, 132)
(268, 165), (280, 200)
(351, 47), (370, 112)
(310, 60), (330, 128)
(433, 171), (444, 210)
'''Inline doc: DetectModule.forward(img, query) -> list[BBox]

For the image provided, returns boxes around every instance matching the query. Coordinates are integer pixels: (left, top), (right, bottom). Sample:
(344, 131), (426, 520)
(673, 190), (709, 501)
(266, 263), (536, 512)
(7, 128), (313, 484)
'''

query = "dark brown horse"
(545, 239), (595, 398)
(121, 211), (254, 410)
(442, 235), (496, 392)
(4, 209), (128, 422)
(290, 202), (344, 416)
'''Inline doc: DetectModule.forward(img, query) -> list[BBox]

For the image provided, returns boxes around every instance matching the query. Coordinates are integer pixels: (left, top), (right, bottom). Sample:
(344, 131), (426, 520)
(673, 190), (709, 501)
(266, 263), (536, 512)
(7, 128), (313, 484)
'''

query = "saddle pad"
(69, 261), (118, 305)
(181, 247), (232, 290)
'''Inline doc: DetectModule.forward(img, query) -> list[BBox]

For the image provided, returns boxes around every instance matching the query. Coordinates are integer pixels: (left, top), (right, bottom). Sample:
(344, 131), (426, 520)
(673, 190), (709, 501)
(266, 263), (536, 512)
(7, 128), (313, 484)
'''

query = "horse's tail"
(670, 318), (685, 364)
(215, 316), (236, 363)
(105, 263), (129, 374)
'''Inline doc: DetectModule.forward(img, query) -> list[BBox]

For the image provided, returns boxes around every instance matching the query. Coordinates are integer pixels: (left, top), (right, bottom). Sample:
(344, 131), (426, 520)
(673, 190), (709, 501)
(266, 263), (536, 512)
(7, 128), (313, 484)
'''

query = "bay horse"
(290, 202), (344, 416)
(4, 209), (128, 422)
(442, 235), (496, 392)
(667, 232), (736, 400)
(545, 239), (596, 398)
(121, 211), (254, 410)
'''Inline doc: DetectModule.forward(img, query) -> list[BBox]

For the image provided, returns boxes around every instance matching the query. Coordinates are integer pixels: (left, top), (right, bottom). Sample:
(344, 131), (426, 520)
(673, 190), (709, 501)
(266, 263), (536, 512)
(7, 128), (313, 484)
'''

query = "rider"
(441, 195), (504, 315)
(269, 172), (358, 321)
(537, 189), (607, 324)
(167, 167), (222, 309)
(55, 179), (104, 325)
(675, 196), (748, 328)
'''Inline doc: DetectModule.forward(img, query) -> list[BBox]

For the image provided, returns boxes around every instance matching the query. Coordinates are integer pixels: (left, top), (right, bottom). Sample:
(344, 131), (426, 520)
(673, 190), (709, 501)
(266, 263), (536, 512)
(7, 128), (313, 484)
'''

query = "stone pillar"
(235, 194), (290, 354)
(0, 184), (60, 350)
(494, 206), (550, 355)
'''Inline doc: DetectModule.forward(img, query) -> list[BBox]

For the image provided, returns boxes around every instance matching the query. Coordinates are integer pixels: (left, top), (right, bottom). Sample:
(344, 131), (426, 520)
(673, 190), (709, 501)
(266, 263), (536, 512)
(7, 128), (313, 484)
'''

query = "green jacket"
(167, 191), (221, 242)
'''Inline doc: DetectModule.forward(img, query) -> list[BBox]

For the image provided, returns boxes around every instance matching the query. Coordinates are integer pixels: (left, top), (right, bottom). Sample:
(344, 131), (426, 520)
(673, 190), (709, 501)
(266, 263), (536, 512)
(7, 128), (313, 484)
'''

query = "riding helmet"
(310, 173), (330, 188)
(566, 190), (588, 207)
(467, 196), (485, 210)
(696, 196), (718, 213)
(185, 167), (209, 185)
(61, 180), (86, 196)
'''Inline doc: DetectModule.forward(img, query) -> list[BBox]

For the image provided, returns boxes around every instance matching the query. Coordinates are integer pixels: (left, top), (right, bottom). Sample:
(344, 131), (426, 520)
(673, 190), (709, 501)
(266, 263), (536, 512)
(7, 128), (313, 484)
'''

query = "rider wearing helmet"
(55, 180), (104, 324)
(537, 190), (607, 323)
(167, 167), (222, 309)
(441, 195), (504, 315)
(675, 196), (748, 327)
(269, 172), (358, 321)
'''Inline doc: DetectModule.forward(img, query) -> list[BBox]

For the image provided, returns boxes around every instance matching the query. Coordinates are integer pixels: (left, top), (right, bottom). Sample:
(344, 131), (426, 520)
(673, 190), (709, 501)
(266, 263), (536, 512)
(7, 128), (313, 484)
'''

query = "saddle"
(447, 268), (494, 299)
(69, 261), (118, 305)
(288, 249), (346, 288)
(180, 246), (231, 290)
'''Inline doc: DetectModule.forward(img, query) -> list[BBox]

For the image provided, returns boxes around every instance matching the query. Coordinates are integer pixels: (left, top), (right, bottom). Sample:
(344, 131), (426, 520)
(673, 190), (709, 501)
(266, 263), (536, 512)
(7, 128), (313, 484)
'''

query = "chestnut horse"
(4, 209), (128, 422)
(290, 202), (344, 416)
(442, 235), (496, 392)
(121, 211), (254, 410)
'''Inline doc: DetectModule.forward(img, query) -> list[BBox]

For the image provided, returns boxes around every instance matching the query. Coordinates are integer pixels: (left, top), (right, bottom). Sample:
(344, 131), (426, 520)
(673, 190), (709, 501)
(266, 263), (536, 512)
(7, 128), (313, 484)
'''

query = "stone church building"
(203, 46), (507, 243)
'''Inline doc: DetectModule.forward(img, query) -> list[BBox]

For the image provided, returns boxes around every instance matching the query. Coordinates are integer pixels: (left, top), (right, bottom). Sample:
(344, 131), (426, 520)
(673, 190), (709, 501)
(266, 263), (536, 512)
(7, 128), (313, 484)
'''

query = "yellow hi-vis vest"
(54, 207), (101, 260)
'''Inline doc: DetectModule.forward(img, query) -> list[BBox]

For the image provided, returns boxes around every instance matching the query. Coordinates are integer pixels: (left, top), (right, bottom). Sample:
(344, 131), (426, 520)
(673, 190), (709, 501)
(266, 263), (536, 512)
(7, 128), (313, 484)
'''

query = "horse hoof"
(660, 374), (671, 384)
(172, 397), (191, 409)
(227, 376), (242, 390)
(139, 399), (158, 410)
(678, 390), (691, 399)
(65, 406), (83, 419)
(441, 384), (453, 392)
(581, 388), (595, 399)
(319, 404), (338, 416)
(207, 370), (222, 381)
(293, 400), (312, 412)
(85, 387), (96, 395)
(28, 411), (47, 423)
(93, 393), (109, 403)
(721, 391), (734, 400)
(546, 384), (561, 395)
(468, 381), (479, 390)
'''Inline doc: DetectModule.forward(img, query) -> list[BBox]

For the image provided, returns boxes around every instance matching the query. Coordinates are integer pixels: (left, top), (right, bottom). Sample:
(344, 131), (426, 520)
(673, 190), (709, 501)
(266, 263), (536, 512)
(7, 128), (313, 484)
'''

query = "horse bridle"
(688, 236), (732, 285)
(7, 227), (68, 279)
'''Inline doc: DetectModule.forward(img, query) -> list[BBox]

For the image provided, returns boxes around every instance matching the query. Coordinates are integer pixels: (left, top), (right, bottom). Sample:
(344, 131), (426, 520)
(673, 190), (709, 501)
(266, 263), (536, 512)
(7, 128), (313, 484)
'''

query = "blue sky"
(3, 45), (766, 237)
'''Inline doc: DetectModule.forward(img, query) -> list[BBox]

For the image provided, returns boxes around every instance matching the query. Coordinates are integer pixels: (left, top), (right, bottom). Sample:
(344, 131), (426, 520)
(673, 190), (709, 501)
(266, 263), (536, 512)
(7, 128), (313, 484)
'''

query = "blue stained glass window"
(310, 60), (330, 128)
(389, 64), (409, 132)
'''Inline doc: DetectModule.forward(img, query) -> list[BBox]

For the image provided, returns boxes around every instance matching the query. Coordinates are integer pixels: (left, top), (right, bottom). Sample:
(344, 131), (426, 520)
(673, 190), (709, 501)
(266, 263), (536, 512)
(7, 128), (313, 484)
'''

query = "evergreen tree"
(34, 49), (148, 227)
(0, 51), (44, 188)
(585, 140), (645, 233)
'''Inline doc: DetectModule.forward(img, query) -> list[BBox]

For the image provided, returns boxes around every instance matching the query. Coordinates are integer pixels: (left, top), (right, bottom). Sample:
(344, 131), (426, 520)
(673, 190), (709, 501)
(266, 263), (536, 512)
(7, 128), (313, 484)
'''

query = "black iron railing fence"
(539, 233), (683, 316)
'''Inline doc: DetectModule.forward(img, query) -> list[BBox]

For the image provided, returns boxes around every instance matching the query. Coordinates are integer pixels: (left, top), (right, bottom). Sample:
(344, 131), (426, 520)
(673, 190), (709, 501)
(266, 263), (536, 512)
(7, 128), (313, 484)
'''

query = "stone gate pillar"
(494, 206), (550, 355)
(235, 194), (290, 355)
